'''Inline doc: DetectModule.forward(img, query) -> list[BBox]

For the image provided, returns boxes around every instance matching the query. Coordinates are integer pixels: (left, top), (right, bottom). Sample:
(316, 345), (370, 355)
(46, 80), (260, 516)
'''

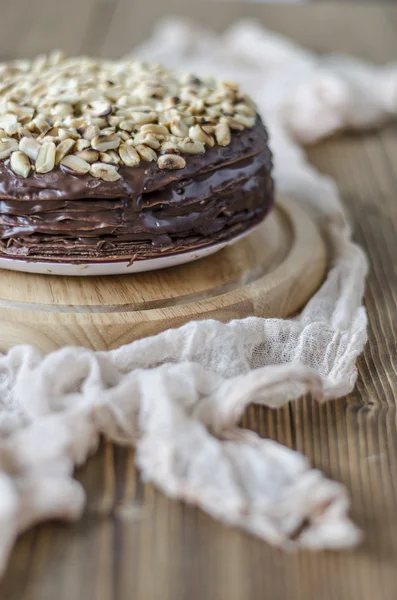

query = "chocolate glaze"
(0, 118), (274, 262)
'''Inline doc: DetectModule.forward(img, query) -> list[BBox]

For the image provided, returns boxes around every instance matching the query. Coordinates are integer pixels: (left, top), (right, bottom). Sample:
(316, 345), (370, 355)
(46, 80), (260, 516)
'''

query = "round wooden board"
(0, 196), (326, 353)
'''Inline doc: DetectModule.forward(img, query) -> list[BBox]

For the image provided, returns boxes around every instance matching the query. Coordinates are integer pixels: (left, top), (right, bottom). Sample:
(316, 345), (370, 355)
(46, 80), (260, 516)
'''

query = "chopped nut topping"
(233, 114), (256, 128)
(83, 125), (100, 141)
(170, 118), (188, 138)
(33, 115), (50, 134)
(10, 151), (31, 177)
(119, 130), (131, 142)
(119, 143), (140, 167)
(87, 101), (112, 117)
(91, 133), (120, 152)
(19, 136), (40, 161)
(130, 112), (157, 125)
(55, 138), (75, 164)
(215, 122), (231, 147)
(176, 139), (205, 154)
(220, 115), (244, 131)
(140, 124), (169, 136)
(36, 142), (56, 173)
(90, 162), (121, 181)
(18, 127), (33, 139)
(133, 133), (160, 150)
(235, 102), (256, 118)
(60, 154), (91, 174)
(99, 150), (120, 165)
(0, 138), (18, 159)
(119, 120), (135, 132)
(58, 127), (80, 140)
(189, 124), (215, 147)
(0, 114), (18, 136)
(158, 154), (186, 170)
(0, 53), (257, 179)
(74, 138), (90, 152)
(75, 149), (99, 163)
(135, 144), (157, 162)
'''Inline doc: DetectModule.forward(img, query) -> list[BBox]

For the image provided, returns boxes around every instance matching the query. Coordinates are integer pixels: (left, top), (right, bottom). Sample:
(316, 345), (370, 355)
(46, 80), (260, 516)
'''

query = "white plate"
(0, 225), (258, 276)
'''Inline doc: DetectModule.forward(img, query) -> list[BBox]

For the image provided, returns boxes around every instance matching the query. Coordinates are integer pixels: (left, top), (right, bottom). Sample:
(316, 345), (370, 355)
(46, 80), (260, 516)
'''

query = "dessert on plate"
(0, 53), (274, 263)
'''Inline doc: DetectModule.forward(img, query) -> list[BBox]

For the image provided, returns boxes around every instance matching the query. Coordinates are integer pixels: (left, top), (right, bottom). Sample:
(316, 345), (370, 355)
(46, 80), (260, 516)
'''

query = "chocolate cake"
(0, 53), (274, 263)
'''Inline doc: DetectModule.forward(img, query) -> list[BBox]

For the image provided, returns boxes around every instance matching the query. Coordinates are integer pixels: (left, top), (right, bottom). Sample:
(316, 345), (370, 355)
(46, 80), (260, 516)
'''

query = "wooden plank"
(0, 0), (37, 61)
(82, 0), (119, 56)
(103, 1), (397, 61)
(7, 0), (98, 59)
(0, 3), (397, 600)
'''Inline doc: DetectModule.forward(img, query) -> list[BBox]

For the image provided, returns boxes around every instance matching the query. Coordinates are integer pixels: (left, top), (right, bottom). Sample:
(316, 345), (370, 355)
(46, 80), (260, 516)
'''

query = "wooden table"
(1, 2), (397, 599)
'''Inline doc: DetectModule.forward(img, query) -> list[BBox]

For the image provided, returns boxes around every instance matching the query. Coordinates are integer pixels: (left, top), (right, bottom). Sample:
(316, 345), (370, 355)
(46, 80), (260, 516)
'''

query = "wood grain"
(0, 198), (326, 353)
(0, 3), (396, 600)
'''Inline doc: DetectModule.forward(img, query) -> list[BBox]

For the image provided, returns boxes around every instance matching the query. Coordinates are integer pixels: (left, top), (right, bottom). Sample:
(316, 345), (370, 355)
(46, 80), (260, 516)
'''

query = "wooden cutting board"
(0, 196), (326, 353)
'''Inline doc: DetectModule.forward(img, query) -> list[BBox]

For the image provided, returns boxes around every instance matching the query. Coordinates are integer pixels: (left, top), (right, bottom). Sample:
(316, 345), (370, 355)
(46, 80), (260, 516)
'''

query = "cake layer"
(0, 117), (269, 201)
(0, 120), (274, 262)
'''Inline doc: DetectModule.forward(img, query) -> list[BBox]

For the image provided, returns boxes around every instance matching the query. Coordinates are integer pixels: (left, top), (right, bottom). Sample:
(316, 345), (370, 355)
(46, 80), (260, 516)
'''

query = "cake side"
(0, 132), (273, 262)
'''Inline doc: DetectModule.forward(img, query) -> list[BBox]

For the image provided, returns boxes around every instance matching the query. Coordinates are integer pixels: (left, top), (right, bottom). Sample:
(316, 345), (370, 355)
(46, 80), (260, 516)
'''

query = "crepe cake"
(0, 53), (274, 263)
